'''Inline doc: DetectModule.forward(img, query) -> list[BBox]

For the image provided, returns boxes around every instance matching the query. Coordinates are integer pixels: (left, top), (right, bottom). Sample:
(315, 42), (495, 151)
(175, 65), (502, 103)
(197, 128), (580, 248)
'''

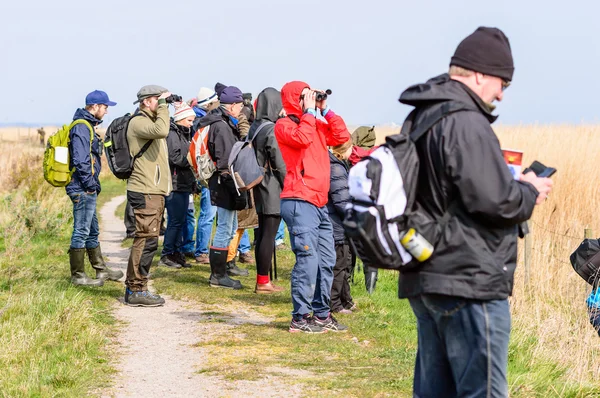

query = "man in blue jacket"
(67, 90), (123, 287)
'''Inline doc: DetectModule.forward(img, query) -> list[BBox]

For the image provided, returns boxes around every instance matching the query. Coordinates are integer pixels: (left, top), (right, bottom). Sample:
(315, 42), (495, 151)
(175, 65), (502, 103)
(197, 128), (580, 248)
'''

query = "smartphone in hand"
(524, 160), (557, 178)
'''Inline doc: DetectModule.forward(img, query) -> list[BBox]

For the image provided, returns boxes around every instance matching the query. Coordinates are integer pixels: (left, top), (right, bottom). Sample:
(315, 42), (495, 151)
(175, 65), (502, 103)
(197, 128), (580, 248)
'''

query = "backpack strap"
(70, 119), (95, 175)
(408, 101), (470, 142)
(129, 113), (153, 166)
(246, 121), (273, 143)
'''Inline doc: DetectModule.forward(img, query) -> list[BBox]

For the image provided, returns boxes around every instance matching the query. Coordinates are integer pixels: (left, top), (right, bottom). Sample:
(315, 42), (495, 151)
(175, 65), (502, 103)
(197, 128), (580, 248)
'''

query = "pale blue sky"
(1, 0), (598, 126)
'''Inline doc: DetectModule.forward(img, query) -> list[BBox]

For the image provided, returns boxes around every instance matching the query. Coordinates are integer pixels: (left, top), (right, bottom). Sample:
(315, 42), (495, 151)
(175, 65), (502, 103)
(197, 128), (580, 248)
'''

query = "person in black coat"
(248, 87), (287, 294)
(159, 102), (197, 269)
(327, 139), (356, 313)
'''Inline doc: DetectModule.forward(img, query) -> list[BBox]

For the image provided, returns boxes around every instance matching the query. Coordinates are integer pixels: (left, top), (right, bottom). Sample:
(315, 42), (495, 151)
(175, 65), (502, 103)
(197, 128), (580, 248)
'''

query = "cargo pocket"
(290, 226), (313, 257)
(134, 207), (160, 238)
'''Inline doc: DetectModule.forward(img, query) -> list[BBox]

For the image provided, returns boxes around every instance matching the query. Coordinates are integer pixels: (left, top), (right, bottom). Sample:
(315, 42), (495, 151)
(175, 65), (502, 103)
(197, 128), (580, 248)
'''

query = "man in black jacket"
(199, 86), (247, 289)
(399, 27), (553, 397)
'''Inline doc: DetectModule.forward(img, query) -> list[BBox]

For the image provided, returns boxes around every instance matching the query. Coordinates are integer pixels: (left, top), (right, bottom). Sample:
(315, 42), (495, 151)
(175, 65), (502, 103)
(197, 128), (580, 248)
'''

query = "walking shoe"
(345, 302), (358, 312)
(255, 282), (284, 294)
(158, 255), (182, 269)
(183, 251), (195, 259)
(238, 252), (255, 264)
(124, 289), (165, 307)
(289, 316), (327, 334)
(312, 314), (348, 332)
(195, 253), (210, 264)
(332, 308), (353, 314)
(175, 252), (193, 268)
(226, 261), (249, 277)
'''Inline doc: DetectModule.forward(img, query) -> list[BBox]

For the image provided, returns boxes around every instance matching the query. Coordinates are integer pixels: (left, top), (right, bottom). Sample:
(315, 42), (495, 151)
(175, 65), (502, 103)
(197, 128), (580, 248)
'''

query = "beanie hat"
(214, 82), (227, 99)
(173, 102), (196, 122)
(450, 27), (514, 82)
(220, 86), (243, 104)
(196, 87), (218, 110)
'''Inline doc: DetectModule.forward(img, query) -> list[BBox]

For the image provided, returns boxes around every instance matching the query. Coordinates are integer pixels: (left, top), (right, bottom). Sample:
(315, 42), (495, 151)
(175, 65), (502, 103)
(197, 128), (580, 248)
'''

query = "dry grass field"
(1, 124), (599, 395)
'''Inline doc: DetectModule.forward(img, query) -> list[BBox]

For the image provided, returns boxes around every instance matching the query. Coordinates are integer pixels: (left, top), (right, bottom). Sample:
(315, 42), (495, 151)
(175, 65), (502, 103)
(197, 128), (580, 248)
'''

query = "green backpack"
(43, 119), (94, 187)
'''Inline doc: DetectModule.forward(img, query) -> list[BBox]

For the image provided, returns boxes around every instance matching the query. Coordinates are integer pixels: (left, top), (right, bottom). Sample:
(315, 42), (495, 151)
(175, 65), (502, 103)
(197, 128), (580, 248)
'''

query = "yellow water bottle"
(400, 228), (434, 262)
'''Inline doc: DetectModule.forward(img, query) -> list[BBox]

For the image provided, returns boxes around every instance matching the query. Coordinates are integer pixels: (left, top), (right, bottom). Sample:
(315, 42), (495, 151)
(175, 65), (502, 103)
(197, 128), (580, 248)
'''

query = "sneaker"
(238, 252), (255, 264)
(345, 303), (358, 312)
(158, 255), (182, 269)
(289, 316), (327, 334)
(312, 314), (348, 332)
(195, 253), (210, 264)
(125, 289), (165, 307)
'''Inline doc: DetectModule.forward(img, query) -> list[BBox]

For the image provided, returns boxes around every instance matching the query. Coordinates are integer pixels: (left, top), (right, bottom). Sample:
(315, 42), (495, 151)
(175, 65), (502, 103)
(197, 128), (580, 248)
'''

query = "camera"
(164, 94), (183, 104)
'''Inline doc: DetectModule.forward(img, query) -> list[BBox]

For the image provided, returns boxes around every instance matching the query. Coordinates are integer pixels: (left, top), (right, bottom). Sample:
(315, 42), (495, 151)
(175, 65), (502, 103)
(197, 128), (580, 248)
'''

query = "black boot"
(70, 248), (103, 287)
(209, 248), (242, 289)
(87, 245), (124, 281)
(364, 265), (378, 294)
(226, 259), (249, 277)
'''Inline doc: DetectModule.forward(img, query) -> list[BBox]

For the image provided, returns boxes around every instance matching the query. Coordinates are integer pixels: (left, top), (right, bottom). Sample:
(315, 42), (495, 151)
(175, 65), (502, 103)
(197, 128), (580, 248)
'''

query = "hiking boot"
(159, 255), (182, 269)
(69, 248), (104, 287)
(183, 251), (195, 259)
(125, 289), (165, 307)
(87, 245), (124, 281)
(289, 316), (327, 334)
(312, 314), (348, 332)
(195, 253), (210, 264)
(175, 252), (193, 268)
(238, 252), (255, 265)
(209, 248), (243, 290)
(226, 260), (249, 277)
(255, 282), (284, 294)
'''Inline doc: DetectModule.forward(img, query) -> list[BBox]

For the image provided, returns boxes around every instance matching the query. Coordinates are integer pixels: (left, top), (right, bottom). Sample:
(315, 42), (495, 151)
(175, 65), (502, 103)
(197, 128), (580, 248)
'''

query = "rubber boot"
(209, 248), (242, 289)
(87, 245), (124, 281)
(226, 259), (249, 277)
(70, 248), (104, 287)
(364, 265), (378, 295)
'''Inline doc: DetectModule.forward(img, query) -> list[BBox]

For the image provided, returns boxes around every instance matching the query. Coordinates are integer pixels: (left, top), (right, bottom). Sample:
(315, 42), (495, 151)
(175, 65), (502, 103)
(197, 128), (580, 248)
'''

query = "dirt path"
(99, 196), (305, 398)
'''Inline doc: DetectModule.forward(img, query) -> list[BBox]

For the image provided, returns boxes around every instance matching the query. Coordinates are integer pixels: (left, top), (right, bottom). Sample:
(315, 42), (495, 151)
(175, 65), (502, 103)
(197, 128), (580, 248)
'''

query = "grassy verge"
(150, 227), (600, 397)
(0, 157), (125, 397)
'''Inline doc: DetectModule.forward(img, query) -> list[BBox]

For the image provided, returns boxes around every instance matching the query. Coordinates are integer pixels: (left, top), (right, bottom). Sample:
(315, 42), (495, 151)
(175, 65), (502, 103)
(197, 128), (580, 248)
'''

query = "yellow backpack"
(43, 119), (93, 187)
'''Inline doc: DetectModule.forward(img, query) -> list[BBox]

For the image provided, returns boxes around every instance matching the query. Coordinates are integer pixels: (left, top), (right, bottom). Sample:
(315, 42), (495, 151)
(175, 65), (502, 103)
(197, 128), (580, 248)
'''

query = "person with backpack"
(396, 27), (553, 396)
(158, 102), (197, 269)
(124, 85), (173, 307)
(327, 139), (356, 313)
(248, 87), (287, 294)
(199, 85), (247, 289)
(276, 81), (351, 334)
(66, 90), (122, 287)
(191, 87), (220, 264)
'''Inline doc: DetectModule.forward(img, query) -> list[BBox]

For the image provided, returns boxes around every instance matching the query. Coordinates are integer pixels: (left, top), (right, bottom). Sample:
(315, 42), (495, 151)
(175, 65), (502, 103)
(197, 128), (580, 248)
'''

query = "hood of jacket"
(198, 107), (232, 129)
(281, 81), (309, 117)
(255, 87), (282, 122)
(72, 108), (103, 126)
(169, 119), (192, 139)
(399, 74), (498, 123)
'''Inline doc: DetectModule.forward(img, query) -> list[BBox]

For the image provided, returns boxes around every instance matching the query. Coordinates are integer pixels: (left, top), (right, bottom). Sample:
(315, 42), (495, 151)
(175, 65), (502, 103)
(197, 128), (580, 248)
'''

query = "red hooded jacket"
(275, 81), (351, 208)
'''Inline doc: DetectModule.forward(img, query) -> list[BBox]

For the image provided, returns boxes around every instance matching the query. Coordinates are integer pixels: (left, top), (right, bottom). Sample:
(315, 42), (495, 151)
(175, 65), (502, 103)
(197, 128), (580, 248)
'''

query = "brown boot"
(255, 282), (284, 294)
(239, 251), (255, 264)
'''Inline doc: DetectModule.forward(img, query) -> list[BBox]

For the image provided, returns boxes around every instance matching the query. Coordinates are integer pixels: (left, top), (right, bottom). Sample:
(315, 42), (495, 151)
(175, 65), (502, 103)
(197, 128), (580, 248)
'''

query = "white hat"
(173, 102), (196, 122)
(196, 87), (219, 110)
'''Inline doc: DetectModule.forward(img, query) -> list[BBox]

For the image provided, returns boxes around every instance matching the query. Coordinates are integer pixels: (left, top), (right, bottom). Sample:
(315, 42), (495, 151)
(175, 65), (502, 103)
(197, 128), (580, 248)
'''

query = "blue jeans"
(408, 295), (510, 398)
(162, 191), (189, 256)
(212, 207), (238, 249)
(239, 230), (251, 254)
(68, 191), (100, 249)
(281, 199), (335, 319)
(181, 201), (195, 253)
(195, 186), (217, 256)
(275, 219), (286, 244)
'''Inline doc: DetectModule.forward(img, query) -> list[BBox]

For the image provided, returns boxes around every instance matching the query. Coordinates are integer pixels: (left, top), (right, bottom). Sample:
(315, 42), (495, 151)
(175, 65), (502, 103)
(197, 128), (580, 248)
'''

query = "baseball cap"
(85, 90), (117, 106)
(133, 85), (168, 104)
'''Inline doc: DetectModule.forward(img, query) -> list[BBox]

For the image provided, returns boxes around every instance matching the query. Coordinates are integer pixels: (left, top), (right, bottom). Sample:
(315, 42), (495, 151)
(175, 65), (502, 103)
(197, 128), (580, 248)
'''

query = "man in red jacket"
(275, 81), (351, 334)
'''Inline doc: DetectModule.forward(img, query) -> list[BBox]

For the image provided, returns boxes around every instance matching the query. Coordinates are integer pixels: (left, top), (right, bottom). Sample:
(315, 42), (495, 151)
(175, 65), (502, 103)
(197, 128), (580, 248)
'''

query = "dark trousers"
(125, 200), (136, 235)
(255, 214), (280, 276)
(162, 191), (189, 256)
(331, 243), (354, 311)
(409, 295), (510, 398)
(126, 191), (165, 292)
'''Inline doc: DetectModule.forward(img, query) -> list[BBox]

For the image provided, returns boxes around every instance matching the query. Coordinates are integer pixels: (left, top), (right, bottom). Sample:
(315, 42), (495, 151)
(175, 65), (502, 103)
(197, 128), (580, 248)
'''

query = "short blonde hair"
(449, 65), (475, 77)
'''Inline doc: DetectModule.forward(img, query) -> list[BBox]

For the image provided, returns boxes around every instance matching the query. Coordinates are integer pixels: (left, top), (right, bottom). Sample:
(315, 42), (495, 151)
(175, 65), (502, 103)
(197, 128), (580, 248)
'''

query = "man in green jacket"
(124, 85), (172, 307)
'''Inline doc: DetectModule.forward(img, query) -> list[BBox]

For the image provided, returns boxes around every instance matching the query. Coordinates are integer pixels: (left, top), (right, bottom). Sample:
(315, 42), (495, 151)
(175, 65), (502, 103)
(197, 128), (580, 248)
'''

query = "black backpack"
(570, 239), (600, 288)
(104, 113), (152, 180)
(343, 101), (469, 270)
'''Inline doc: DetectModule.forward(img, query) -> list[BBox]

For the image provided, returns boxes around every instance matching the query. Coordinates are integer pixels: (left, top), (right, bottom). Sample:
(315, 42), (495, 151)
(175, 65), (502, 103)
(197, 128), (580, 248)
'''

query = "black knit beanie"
(450, 27), (514, 82)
